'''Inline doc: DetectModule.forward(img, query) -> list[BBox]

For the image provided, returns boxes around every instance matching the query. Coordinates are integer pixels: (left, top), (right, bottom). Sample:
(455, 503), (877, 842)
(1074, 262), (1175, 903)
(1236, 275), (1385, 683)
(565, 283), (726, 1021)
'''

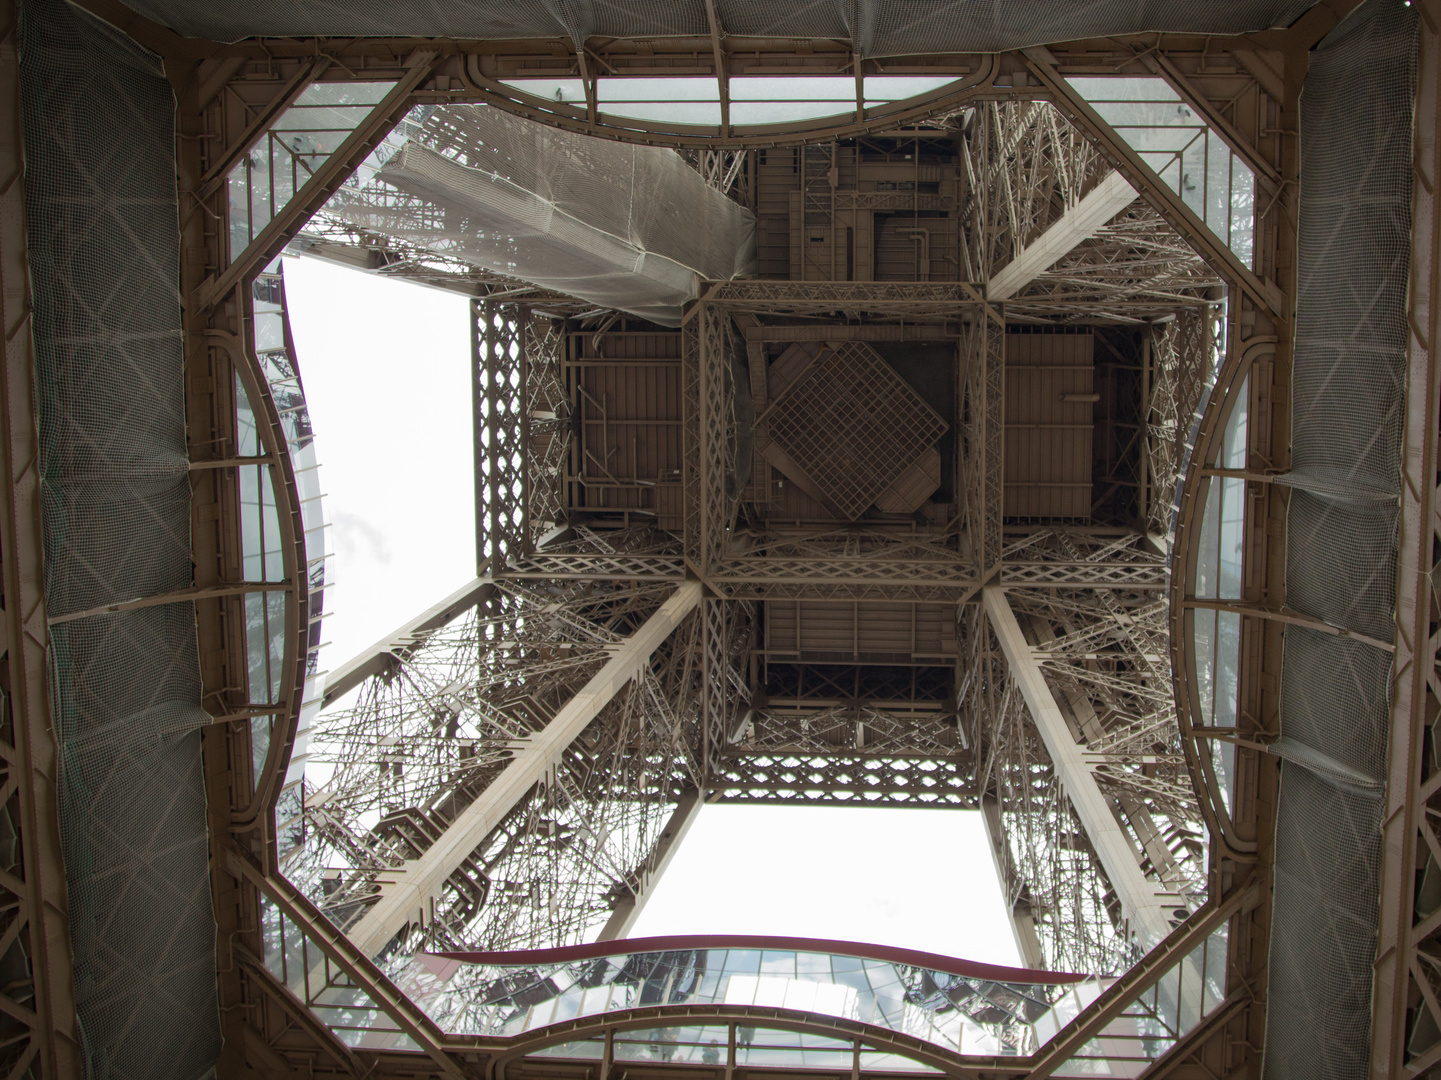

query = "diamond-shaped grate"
(765, 342), (948, 519)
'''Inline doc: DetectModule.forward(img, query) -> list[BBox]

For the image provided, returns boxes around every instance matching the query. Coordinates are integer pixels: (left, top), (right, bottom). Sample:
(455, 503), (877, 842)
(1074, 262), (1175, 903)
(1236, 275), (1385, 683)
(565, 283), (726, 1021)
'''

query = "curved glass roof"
(500, 74), (961, 131)
(391, 935), (1089, 1057)
(1188, 376), (1249, 818)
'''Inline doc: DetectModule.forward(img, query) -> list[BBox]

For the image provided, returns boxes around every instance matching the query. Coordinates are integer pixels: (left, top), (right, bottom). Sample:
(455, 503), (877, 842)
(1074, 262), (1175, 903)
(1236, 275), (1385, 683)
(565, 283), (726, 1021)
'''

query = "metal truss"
(702, 280), (987, 317)
(1008, 207), (1222, 324)
(959, 603), (1132, 975)
(479, 300), (580, 566)
(975, 100), (1111, 284)
(998, 582), (1207, 927)
(999, 529), (1168, 590)
(980, 312), (1006, 572)
(107, 12), (1356, 1074)
(1146, 307), (1214, 540)
(501, 526), (687, 581)
(702, 596), (753, 774)
(293, 211), (529, 297)
(680, 147), (750, 199)
(290, 579), (702, 953)
(712, 754), (975, 808)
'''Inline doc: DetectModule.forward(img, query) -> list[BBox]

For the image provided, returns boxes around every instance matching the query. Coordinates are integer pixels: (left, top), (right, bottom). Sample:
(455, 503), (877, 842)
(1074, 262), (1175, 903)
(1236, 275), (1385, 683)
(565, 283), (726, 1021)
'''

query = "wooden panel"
(1003, 331), (1095, 520)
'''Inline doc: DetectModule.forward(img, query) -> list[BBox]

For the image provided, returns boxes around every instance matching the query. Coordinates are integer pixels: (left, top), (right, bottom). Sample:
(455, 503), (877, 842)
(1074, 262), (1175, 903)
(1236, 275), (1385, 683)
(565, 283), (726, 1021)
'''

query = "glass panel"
(533, 1039), (605, 1059)
(250, 716), (271, 787)
(600, 102), (723, 124)
(1188, 375), (1249, 814)
(392, 941), (1074, 1055)
(858, 1051), (942, 1073)
(732, 101), (854, 124)
(1050, 922), (1230, 1076)
(1202, 924), (1229, 1014)
(1065, 76), (1255, 267)
(234, 263), (333, 850)
(502, 78), (586, 105)
(596, 77), (723, 124)
(598, 76), (721, 102)
(258, 892), (420, 1050)
(730, 76), (855, 100)
(227, 81), (394, 260)
(864, 75), (958, 101)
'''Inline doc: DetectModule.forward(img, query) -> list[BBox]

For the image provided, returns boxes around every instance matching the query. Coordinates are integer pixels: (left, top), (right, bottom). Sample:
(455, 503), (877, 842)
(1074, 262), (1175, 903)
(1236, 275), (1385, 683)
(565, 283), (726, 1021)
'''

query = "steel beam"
(0, 5), (80, 1071)
(987, 171), (1138, 301)
(199, 53), (439, 308)
(227, 850), (465, 1079)
(1371, 0), (1441, 1071)
(343, 580), (702, 958)
(982, 585), (1179, 947)
(596, 789), (704, 941)
(1022, 46), (1286, 318)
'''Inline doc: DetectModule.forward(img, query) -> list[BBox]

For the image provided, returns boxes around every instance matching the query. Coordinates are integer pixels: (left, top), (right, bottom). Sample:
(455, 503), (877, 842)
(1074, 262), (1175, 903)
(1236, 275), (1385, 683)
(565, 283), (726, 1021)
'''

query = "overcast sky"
(283, 254), (1023, 968)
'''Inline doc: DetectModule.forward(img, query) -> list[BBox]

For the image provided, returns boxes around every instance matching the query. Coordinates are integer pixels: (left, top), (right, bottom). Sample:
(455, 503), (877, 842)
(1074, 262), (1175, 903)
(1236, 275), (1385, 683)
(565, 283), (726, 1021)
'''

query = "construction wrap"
(330, 105), (756, 325)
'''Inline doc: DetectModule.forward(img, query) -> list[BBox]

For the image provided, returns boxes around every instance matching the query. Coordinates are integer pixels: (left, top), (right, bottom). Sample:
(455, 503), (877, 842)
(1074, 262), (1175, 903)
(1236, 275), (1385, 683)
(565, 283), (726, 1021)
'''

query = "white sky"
(283, 254), (1022, 969)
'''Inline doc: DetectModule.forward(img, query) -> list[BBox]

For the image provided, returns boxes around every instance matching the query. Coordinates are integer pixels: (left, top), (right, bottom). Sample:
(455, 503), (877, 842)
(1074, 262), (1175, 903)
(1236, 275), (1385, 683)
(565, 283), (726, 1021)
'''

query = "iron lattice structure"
(292, 576), (703, 954)
(291, 94), (1218, 977)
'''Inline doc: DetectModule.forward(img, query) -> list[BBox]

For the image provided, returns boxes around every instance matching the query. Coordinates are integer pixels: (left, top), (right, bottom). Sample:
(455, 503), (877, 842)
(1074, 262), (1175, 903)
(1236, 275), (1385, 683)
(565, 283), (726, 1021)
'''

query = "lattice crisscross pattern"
(766, 342), (948, 519)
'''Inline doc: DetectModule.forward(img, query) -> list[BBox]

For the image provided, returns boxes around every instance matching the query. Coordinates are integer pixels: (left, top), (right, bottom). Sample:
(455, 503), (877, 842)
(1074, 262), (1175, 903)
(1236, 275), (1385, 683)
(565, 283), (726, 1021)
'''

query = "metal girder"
(498, 554), (688, 581)
(0, 6), (80, 1071)
(983, 586), (1181, 948)
(1026, 882), (1256, 1079)
(988, 172), (1139, 301)
(999, 562), (1167, 589)
(1371, 0), (1441, 1071)
(199, 54), (441, 309)
(228, 849), (465, 1079)
(712, 754), (975, 808)
(342, 581), (702, 958)
(596, 789), (704, 940)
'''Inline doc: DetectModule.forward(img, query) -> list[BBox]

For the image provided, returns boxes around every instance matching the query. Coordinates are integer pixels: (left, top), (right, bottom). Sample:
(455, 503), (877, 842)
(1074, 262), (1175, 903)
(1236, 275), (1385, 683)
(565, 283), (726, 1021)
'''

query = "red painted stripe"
(434, 934), (1088, 985)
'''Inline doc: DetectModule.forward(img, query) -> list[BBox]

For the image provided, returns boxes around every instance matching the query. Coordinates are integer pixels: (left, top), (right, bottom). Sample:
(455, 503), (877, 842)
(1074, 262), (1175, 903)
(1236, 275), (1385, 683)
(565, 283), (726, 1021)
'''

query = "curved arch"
(484, 1003), (1003, 1080)
(1167, 333), (1277, 855)
(457, 57), (1000, 150)
(208, 309), (312, 854)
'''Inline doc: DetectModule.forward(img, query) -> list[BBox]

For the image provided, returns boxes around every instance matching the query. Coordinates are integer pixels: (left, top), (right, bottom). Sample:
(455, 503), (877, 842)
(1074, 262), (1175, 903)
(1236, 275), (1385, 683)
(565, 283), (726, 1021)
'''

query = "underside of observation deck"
(0, 0), (1433, 1078)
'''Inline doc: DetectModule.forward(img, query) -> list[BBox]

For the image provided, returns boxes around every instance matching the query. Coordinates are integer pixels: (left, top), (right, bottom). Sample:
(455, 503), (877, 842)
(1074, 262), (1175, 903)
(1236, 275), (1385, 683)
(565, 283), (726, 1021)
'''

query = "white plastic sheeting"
(330, 105), (756, 325)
